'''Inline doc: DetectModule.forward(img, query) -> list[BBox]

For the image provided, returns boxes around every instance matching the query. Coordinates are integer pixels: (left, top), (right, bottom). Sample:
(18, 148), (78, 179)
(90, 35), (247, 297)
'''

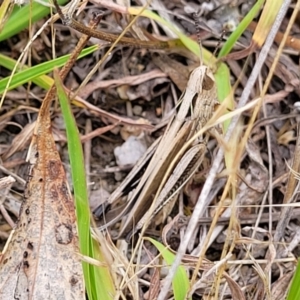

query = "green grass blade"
(54, 70), (115, 300)
(129, 7), (211, 62)
(287, 260), (300, 300)
(0, 0), (13, 33)
(54, 69), (93, 298)
(218, 0), (265, 59)
(147, 238), (191, 300)
(0, 0), (68, 42)
(0, 45), (98, 93)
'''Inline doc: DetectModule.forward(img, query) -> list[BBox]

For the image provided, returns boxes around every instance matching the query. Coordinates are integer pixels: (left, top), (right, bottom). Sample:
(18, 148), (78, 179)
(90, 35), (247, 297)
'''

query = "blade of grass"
(287, 260), (300, 300)
(0, 0), (13, 33)
(0, 0), (68, 41)
(252, 0), (283, 48)
(0, 45), (98, 93)
(218, 0), (265, 58)
(54, 70), (115, 300)
(147, 238), (191, 300)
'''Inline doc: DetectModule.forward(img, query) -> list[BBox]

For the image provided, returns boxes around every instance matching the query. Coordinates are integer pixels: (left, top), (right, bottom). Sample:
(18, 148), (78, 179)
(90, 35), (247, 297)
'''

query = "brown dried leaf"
(152, 54), (190, 92)
(146, 267), (160, 300)
(223, 272), (246, 300)
(0, 112), (84, 298)
(78, 69), (167, 99)
(1, 122), (36, 160)
(271, 272), (293, 300)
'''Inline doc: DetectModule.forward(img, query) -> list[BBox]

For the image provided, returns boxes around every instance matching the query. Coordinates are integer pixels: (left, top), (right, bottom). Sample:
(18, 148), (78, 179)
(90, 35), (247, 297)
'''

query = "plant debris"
(1, 0), (300, 299)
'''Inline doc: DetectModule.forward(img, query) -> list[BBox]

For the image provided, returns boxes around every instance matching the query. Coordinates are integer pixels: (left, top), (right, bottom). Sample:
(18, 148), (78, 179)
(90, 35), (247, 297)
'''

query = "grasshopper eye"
(202, 72), (215, 90)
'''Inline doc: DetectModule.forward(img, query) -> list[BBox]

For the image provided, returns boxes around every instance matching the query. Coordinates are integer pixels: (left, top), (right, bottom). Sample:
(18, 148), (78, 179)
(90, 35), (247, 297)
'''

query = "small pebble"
(114, 135), (147, 167)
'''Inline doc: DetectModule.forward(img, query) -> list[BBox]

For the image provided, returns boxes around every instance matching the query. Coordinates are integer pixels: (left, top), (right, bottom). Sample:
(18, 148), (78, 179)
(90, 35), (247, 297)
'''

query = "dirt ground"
(1, 0), (300, 299)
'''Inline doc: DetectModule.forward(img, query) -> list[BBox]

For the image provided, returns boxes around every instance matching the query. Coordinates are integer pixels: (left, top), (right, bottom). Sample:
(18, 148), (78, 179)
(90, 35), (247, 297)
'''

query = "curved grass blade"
(54, 70), (115, 300)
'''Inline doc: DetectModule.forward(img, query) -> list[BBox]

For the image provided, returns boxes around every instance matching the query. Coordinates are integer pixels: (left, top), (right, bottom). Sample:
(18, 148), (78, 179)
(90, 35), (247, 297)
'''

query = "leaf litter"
(1, 0), (300, 299)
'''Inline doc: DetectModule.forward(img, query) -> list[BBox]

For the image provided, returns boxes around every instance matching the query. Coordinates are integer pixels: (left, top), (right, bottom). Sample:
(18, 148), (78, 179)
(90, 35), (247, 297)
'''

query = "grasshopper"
(96, 63), (218, 241)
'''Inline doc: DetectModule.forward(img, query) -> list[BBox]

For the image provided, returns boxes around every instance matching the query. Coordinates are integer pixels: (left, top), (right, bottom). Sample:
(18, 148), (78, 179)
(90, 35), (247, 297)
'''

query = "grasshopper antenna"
(193, 11), (203, 66)
(193, 11), (226, 64)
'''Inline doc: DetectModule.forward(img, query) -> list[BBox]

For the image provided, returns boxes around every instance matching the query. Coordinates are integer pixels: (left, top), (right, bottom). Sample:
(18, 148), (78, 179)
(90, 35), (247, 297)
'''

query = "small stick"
(52, 0), (173, 49)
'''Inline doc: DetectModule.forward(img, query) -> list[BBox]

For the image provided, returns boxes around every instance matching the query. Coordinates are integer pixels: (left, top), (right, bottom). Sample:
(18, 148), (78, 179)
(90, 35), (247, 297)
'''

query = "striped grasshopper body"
(98, 65), (217, 241)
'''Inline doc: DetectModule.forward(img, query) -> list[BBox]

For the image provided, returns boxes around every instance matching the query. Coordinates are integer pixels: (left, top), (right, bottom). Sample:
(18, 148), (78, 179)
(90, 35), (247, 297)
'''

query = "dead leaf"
(271, 272), (293, 300)
(152, 54), (190, 92)
(0, 111), (85, 298)
(78, 69), (167, 98)
(1, 122), (36, 160)
(223, 272), (246, 300)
